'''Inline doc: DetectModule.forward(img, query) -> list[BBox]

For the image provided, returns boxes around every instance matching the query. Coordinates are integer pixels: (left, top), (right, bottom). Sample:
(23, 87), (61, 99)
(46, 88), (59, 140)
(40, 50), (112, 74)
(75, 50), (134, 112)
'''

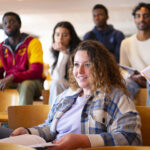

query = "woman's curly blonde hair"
(69, 40), (128, 95)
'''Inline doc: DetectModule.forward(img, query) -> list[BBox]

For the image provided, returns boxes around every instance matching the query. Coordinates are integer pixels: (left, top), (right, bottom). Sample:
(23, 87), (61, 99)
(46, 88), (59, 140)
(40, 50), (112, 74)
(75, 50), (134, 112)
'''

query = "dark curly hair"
(69, 40), (128, 95)
(93, 4), (108, 16)
(2, 11), (21, 25)
(132, 2), (150, 17)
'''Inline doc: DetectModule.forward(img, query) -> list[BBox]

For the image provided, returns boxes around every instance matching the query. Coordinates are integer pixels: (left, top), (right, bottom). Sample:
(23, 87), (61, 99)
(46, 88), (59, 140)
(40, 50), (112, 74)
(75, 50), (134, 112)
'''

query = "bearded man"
(0, 12), (44, 105)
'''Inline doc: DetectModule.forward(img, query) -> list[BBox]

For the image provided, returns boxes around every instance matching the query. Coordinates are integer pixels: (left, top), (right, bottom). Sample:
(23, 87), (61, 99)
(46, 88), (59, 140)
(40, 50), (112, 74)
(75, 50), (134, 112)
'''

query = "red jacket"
(0, 33), (44, 83)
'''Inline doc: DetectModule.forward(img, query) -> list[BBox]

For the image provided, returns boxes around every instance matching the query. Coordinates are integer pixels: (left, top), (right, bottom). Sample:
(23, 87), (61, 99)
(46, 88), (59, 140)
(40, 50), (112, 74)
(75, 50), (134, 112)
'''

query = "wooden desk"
(0, 112), (8, 122)
(84, 146), (150, 150)
(0, 142), (35, 150)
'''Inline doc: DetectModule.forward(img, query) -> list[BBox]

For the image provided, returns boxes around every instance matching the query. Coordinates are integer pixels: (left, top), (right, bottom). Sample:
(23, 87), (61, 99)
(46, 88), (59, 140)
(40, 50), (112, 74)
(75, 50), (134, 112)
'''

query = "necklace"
(79, 91), (91, 98)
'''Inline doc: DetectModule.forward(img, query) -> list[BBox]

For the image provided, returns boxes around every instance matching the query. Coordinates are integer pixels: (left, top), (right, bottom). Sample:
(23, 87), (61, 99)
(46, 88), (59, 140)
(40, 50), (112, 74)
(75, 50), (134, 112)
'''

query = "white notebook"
(141, 65), (150, 83)
(0, 134), (57, 148)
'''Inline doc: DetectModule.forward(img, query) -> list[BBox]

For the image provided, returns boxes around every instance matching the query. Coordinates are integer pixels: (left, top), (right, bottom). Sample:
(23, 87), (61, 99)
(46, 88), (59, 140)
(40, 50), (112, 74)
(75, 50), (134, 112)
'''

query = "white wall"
(0, 0), (149, 63)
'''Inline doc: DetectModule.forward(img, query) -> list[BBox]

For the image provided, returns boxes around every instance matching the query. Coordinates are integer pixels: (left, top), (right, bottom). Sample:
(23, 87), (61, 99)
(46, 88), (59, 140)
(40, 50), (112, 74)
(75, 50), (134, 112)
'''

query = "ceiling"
(0, 0), (148, 14)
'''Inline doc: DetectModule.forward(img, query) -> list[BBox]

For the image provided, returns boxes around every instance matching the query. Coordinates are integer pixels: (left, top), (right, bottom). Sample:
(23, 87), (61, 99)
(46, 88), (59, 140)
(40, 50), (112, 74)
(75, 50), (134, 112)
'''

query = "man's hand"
(10, 127), (29, 136)
(0, 75), (14, 91)
(130, 71), (146, 88)
(48, 133), (91, 150)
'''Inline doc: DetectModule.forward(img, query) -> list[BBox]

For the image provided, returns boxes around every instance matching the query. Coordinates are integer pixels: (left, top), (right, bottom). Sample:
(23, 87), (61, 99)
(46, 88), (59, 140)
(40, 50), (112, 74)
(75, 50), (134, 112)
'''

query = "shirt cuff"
(29, 128), (40, 136)
(86, 134), (104, 147)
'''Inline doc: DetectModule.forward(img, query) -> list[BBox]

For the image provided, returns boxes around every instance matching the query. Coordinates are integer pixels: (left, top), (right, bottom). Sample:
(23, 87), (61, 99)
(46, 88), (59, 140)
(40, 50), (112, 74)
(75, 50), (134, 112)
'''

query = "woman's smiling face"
(73, 50), (91, 91)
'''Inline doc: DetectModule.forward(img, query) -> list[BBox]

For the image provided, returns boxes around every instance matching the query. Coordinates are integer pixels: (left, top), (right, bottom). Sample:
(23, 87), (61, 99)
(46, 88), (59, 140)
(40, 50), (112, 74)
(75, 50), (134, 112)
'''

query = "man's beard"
(95, 22), (106, 29)
(137, 21), (150, 31)
(5, 28), (19, 37)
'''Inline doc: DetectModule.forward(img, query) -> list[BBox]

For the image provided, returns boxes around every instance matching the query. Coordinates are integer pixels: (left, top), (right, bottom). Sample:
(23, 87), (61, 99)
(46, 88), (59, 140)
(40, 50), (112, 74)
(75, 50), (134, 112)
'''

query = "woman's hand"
(48, 133), (91, 150)
(10, 127), (28, 136)
(52, 42), (67, 53)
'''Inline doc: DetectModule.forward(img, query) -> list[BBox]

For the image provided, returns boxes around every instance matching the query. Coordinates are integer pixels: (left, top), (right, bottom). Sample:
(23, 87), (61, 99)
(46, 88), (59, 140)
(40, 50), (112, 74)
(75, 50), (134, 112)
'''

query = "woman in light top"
(0, 40), (142, 149)
(48, 21), (81, 105)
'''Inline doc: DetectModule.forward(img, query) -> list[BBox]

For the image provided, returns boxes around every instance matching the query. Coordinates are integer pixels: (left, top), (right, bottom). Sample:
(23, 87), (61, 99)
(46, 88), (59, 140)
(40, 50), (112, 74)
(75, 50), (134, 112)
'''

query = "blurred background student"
(83, 4), (124, 63)
(48, 21), (81, 105)
(120, 2), (150, 101)
(0, 12), (44, 105)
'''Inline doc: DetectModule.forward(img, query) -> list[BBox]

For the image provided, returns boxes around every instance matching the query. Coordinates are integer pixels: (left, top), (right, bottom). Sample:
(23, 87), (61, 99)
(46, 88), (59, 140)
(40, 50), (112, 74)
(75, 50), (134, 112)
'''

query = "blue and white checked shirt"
(29, 87), (142, 147)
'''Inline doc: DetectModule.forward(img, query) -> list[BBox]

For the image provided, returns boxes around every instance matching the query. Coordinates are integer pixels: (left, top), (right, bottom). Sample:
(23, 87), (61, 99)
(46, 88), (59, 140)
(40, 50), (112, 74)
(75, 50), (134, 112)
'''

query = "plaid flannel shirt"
(29, 88), (142, 147)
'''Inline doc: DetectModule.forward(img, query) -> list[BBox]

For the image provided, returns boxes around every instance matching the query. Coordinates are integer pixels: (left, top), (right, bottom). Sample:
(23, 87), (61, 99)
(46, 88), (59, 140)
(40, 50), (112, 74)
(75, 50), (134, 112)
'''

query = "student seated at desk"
(0, 40), (142, 149)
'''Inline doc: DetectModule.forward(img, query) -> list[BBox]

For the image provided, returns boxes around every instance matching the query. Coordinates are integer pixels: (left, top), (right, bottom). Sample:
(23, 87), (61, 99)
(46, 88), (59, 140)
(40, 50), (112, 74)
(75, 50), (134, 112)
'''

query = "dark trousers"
(0, 127), (13, 139)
